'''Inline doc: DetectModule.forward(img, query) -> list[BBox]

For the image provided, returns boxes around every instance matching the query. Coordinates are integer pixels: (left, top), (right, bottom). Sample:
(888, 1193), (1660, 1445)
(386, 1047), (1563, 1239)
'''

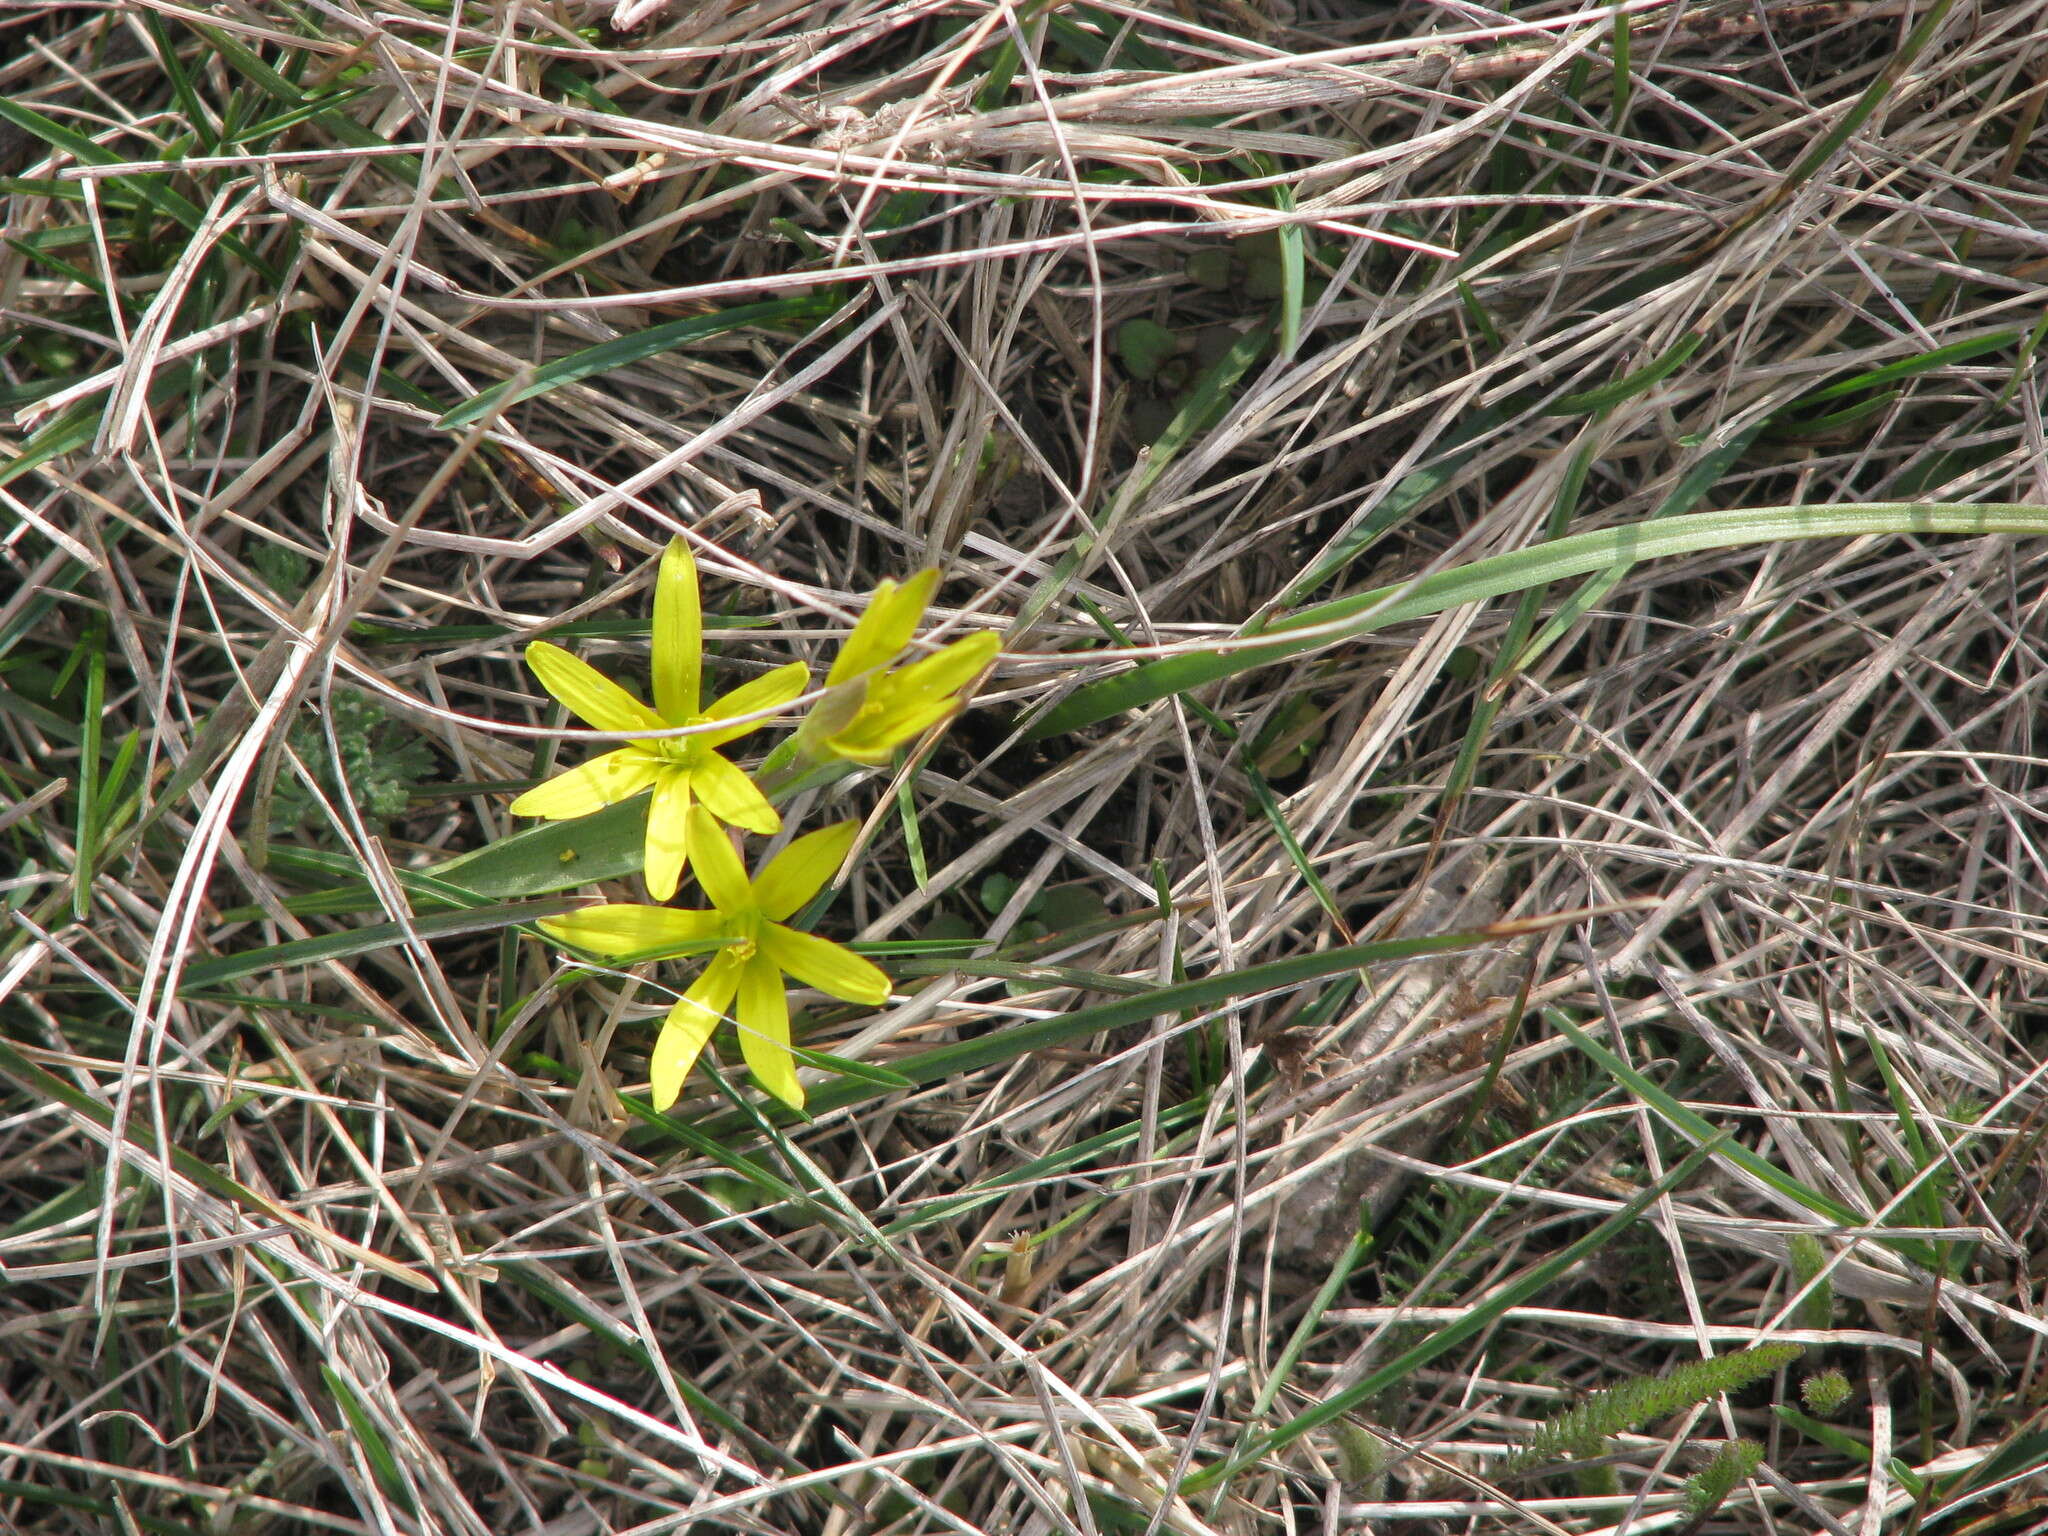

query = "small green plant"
(1503, 1342), (1803, 1476)
(1788, 1233), (1835, 1331)
(269, 691), (435, 835)
(1331, 1419), (1389, 1498)
(1682, 1438), (1763, 1523)
(1801, 1368), (1852, 1417)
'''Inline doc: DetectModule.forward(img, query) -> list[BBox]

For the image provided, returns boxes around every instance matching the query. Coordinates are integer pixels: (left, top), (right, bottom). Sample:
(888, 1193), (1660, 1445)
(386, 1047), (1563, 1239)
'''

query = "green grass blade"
(1775, 1403), (1874, 1462)
(0, 97), (272, 278)
(1718, 0), (1957, 246)
(709, 919), (1550, 1138)
(1550, 1011), (1936, 1267)
(176, 899), (581, 991)
(896, 776), (928, 888)
(1026, 502), (2048, 739)
(1245, 1221), (1373, 1426)
(436, 297), (832, 429)
(1013, 323), (1272, 632)
(1860, 1024), (1947, 1247)
(1802, 328), (2022, 405)
(320, 1367), (415, 1513)
(70, 623), (105, 920)
(1506, 426), (1761, 675)
(1277, 407), (1505, 607)
(1546, 331), (1704, 415)
(1445, 433), (1597, 803)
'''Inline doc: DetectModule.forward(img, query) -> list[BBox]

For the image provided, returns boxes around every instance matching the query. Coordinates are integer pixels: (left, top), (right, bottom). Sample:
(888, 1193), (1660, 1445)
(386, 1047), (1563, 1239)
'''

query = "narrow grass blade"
(1014, 323), (1271, 632)
(709, 911), (1618, 1139)
(1550, 1012), (1937, 1267)
(70, 624), (105, 920)
(1775, 1404), (1874, 1462)
(1861, 1024), (1948, 1252)
(320, 1367), (415, 1513)
(176, 899), (581, 991)
(1506, 426), (1760, 676)
(896, 776), (928, 888)
(1245, 1221), (1373, 1426)
(1546, 330), (1704, 415)
(1277, 407), (1504, 606)
(1446, 433), (1596, 803)
(1714, 0), (1958, 248)
(1026, 502), (2048, 739)
(0, 98), (272, 277)
(437, 297), (832, 429)
(1800, 328), (2023, 405)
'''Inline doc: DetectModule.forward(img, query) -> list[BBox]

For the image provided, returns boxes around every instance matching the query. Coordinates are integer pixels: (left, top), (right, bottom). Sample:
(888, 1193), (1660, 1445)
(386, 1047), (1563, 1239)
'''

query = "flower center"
(726, 910), (762, 961)
(652, 717), (708, 767)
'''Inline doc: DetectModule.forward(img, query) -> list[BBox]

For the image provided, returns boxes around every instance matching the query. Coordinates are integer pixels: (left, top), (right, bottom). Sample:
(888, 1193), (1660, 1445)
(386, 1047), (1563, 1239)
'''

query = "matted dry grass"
(2, 0), (2046, 1532)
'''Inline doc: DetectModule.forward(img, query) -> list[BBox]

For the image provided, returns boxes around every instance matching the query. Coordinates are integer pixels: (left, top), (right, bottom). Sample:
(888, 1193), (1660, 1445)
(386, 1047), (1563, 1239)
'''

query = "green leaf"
(0, 97), (273, 278)
(321, 1367), (415, 1513)
(1116, 318), (1178, 382)
(784, 1043), (915, 1089)
(1775, 1404), (1874, 1462)
(1277, 408), (1505, 607)
(1024, 502), (2048, 739)
(427, 797), (651, 899)
(1505, 426), (1761, 676)
(1800, 330), (2021, 405)
(710, 918), (1546, 1138)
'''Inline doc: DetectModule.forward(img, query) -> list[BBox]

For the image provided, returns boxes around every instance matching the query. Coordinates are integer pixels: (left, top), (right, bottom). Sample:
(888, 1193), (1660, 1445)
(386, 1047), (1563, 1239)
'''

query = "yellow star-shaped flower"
(509, 540), (806, 900)
(796, 569), (1000, 766)
(538, 808), (890, 1110)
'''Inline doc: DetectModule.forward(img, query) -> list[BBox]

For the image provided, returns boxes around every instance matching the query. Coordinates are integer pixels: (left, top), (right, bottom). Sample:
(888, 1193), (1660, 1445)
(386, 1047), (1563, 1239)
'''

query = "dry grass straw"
(2, 0), (2047, 1531)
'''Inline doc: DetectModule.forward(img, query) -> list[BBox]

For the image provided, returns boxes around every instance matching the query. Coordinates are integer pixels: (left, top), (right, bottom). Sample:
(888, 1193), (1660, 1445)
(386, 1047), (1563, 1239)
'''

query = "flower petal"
(507, 748), (658, 819)
(890, 631), (1000, 704)
(652, 538), (702, 724)
(539, 903), (723, 958)
(752, 819), (860, 920)
(691, 751), (781, 835)
(762, 923), (890, 1006)
(650, 951), (742, 1110)
(699, 661), (810, 748)
(642, 770), (693, 902)
(684, 804), (753, 915)
(525, 641), (664, 734)
(826, 570), (936, 687)
(821, 704), (939, 764)
(735, 952), (802, 1109)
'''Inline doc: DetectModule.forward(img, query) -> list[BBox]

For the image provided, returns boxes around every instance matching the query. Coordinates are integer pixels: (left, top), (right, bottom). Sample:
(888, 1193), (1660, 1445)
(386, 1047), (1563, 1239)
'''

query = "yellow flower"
(796, 569), (1000, 766)
(539, 808), (890, 1110)
(509, 540), (807, 901)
